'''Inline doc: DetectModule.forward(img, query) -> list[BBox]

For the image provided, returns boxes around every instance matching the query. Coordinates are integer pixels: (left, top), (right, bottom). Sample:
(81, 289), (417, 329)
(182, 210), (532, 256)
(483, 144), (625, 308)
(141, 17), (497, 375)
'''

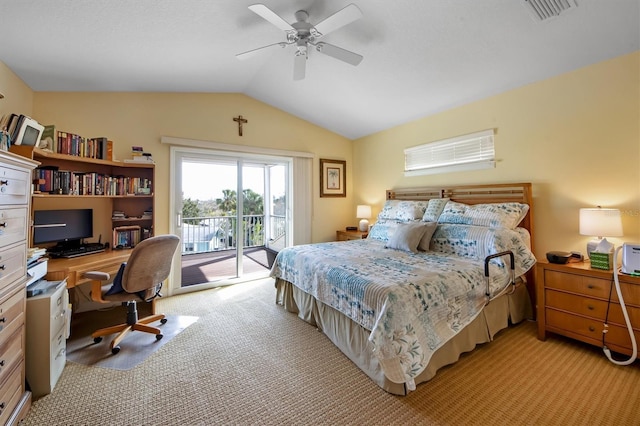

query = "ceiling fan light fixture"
(239, 3), (364, 80)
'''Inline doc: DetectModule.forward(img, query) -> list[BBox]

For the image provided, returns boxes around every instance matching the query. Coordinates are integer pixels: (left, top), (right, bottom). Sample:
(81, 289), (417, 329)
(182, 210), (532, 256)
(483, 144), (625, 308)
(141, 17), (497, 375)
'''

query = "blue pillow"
(105, 262), (127, 296)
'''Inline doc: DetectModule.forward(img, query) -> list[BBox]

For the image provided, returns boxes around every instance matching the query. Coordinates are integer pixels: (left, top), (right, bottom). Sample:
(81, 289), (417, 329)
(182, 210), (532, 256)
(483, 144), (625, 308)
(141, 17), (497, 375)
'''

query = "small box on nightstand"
(589, 252), (612, 270)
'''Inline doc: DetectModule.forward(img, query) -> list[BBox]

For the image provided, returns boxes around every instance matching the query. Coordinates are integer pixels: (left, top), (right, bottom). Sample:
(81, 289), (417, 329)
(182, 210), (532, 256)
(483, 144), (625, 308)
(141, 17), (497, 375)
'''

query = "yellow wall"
(353, 51), (640, 258)
(29, 92), (353, 243)
(0, 61), (33, 119)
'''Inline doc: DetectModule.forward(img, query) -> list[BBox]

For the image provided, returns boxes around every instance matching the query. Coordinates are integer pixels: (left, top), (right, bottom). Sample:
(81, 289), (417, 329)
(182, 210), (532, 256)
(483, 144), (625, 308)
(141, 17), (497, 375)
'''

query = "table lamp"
(357, 205), (372, 232)
(579, 207), (623, 257)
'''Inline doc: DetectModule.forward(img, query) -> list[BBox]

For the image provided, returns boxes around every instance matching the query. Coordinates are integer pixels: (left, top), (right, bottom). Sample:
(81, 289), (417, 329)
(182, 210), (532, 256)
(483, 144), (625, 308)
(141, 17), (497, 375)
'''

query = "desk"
(45, 249), (133, 288)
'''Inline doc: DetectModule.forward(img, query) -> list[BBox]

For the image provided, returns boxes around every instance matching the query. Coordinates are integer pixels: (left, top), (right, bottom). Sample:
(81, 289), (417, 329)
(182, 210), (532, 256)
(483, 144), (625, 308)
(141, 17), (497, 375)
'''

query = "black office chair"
(83, 234), (180, 354)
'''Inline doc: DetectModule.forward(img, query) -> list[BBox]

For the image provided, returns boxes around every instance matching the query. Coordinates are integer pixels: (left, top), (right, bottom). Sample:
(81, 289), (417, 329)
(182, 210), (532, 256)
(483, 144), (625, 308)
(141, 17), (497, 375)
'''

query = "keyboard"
(49, 244), (106, 258)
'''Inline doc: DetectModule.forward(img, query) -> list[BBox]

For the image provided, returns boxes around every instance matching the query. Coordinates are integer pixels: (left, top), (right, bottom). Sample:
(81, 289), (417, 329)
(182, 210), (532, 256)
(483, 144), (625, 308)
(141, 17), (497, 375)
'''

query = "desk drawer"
(0, 164), (30, 206)
(0, 362), (23, 426)
(0, 208), (27, 250)
(0, 243), (26, 295)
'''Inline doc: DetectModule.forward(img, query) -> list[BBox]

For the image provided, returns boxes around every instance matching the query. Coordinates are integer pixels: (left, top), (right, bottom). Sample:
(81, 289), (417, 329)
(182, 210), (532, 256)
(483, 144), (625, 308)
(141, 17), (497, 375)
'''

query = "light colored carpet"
(24, 278), (640, 425)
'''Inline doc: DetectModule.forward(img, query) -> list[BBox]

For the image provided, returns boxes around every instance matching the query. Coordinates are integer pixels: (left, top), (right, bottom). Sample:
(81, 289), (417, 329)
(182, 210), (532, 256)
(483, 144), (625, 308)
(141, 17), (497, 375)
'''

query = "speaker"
(546, 251), (571, 264)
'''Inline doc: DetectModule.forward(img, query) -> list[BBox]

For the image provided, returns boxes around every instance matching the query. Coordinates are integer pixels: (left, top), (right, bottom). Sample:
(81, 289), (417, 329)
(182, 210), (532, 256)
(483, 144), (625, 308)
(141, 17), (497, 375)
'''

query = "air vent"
(523, 0), (578, 22)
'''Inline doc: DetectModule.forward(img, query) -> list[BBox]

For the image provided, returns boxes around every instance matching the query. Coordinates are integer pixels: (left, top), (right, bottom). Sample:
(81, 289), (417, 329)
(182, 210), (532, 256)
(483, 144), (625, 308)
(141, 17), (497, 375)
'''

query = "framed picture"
(320, 158), (346, 197)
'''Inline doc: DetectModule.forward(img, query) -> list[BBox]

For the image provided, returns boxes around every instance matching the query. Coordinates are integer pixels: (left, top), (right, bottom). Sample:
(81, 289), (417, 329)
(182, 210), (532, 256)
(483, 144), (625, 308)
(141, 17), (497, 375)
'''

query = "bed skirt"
(275, 278), (533, 395)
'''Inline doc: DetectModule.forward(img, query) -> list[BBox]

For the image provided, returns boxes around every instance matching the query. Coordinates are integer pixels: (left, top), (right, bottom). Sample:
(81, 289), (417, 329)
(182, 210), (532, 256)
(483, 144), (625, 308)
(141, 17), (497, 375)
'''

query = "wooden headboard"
(386, 182), (533, 242)
(386, 182), (536, 306)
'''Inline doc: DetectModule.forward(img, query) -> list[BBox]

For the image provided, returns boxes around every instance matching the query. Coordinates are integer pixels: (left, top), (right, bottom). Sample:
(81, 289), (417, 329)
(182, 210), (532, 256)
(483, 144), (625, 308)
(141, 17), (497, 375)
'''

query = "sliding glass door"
(171, 148), (290, 292)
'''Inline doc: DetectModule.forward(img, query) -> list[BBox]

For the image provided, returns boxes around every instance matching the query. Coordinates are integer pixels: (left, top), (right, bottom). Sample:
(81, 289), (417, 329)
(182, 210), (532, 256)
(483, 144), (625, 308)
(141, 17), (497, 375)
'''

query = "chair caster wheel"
(160, 318), (168, 325)
(156, 334), (163, 341)
(112, 346), (121, 355)
(94, 337), (103, 344)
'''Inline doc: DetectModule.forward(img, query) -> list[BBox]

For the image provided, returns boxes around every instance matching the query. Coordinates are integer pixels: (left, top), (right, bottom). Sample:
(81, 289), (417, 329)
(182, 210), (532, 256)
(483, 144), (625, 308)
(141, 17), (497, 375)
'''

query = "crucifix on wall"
(233, 115), (248, 136)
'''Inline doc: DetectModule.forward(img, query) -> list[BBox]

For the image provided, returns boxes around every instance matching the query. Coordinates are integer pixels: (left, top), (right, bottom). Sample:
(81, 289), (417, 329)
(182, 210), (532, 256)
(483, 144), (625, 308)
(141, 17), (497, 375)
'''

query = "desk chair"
(83, 234), (180, 354)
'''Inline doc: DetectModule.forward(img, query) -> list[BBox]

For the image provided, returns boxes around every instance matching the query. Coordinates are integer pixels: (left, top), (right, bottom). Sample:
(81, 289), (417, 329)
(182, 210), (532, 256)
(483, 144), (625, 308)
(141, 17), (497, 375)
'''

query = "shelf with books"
(9, 145), (155, 249)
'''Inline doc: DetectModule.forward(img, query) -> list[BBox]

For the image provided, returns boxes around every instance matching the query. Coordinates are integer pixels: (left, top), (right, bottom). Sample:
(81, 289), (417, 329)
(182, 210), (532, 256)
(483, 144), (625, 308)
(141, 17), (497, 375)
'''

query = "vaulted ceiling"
(1, 0), (638, 139)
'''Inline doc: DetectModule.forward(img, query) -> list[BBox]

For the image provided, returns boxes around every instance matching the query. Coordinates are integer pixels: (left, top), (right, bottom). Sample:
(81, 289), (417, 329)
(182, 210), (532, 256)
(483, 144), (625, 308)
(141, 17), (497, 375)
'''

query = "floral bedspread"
(270, 237), (535, 388)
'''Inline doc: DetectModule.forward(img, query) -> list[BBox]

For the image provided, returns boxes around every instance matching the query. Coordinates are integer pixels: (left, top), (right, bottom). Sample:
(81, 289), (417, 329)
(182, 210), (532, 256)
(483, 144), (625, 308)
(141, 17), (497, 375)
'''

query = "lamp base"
(358, 219), (369, 232)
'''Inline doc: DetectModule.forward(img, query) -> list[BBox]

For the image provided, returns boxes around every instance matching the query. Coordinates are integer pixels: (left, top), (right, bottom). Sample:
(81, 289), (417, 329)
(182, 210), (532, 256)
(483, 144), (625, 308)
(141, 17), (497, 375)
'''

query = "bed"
(270, 183), (537, 395)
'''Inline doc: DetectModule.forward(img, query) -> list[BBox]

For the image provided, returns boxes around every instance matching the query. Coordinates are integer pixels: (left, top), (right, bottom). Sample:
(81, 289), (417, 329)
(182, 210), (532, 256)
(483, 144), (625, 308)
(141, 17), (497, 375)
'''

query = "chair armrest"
(83, 271), (111, 303)
(83, 271), (111, 281)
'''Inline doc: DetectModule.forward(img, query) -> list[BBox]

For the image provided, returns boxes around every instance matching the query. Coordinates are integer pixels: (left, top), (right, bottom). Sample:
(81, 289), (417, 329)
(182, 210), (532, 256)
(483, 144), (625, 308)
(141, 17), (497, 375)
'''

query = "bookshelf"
(10, 146), (154, 249)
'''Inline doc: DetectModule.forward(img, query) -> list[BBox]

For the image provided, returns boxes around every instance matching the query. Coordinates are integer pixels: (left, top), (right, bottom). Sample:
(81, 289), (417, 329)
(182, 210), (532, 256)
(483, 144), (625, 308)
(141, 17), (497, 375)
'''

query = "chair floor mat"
(65, 311), (198, 370)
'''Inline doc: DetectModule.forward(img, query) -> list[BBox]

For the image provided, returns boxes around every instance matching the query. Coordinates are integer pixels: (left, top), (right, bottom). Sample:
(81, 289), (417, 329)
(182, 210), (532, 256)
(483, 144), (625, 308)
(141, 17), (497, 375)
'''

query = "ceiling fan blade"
(293, 52), (306, 80)
(236, 42), (287, 60)
(315, 42), (363, 66)
(248, 4), (295, 32)
(313, 3), (362, 37)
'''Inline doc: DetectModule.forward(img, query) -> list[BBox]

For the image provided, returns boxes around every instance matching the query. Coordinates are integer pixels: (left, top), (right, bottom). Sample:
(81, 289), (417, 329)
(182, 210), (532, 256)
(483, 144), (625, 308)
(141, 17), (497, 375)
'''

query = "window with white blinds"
(404, 129), (495, 176)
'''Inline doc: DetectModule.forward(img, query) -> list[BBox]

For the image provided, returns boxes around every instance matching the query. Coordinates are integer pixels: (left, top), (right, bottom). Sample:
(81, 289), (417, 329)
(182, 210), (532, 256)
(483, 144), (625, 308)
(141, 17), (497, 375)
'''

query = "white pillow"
(422, 198), (449, 222)
(437, 201), (529, 229)
(385, 222), (430, 253)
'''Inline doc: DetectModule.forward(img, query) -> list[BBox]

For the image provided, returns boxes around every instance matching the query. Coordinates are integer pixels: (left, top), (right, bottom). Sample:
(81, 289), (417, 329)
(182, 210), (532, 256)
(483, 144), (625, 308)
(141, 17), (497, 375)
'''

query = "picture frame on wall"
(320, 158), (346, 197)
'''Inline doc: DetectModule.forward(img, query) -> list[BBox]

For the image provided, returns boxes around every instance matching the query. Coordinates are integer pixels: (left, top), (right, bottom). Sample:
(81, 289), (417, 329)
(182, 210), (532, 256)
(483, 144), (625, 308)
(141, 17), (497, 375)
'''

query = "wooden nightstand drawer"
(336, 230), (368, 241)
(544, 270), (611, 298)
(545, 289), (608, 320)
(537, 260), (640, 356)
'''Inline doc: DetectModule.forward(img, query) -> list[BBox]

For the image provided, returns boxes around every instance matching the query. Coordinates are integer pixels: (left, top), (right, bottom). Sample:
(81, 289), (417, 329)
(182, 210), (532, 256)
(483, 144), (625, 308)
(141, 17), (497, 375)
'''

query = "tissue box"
(590, 252), (612, 270)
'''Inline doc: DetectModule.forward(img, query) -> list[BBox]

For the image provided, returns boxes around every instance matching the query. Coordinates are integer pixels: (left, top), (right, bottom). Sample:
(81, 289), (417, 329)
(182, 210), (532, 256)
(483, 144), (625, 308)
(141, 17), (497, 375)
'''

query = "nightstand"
(536, 260), (640, 356)
(336, 230), (368, 241)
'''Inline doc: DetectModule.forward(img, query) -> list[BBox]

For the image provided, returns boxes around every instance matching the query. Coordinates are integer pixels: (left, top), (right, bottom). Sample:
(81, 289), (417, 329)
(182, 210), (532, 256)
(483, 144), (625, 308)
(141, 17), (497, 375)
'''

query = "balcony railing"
(181, 214), (286, 255)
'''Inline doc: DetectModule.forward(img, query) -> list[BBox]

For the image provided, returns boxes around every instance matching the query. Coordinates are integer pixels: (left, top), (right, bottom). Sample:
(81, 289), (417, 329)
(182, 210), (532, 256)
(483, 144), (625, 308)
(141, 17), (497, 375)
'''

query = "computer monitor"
(33, 209), (93, 248)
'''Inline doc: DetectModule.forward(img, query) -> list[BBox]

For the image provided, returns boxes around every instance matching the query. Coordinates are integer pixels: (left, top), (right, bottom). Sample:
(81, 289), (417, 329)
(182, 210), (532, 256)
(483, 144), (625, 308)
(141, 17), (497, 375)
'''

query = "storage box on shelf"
(10, 146), (155, 248)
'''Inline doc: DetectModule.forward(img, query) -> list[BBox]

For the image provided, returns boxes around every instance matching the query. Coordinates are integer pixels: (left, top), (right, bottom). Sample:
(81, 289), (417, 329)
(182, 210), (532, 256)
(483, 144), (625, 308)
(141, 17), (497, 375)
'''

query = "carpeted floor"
(24, 278), (640, 425)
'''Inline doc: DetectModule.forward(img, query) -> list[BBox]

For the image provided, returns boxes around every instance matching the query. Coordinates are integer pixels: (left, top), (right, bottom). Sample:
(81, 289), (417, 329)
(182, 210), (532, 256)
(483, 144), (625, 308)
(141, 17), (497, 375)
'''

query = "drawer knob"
(0, 222), (6, 228)
(587, 305), (595, 310)
(0, 317), (6, 323)
(587, 284), (595, 289)
(589, 326), (596, 332)
(0, 265), (4, 270)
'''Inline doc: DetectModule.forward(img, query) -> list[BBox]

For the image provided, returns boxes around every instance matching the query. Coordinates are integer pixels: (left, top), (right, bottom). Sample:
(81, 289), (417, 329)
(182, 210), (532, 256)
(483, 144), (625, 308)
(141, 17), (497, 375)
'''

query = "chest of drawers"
(536, 260), (640, 356)
(0, 150), (38, 425)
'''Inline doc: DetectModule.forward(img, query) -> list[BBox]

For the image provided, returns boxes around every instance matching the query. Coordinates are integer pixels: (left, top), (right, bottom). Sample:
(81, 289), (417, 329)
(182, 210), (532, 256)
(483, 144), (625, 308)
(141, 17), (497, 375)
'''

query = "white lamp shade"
(356, 205), (372, 219)
(579, 208), (623, 237)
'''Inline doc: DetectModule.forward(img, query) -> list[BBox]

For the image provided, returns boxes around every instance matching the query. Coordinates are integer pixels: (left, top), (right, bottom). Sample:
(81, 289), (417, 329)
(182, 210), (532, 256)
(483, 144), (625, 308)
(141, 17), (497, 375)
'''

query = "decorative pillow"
(385, 222), (430, 253)
(437, 201), (529, 229)
(430, 224), (537, 277)
(377, 200), (428, 222)
(367, 219), (402, 242)
(417, 222), (438, 251)
(422, 198), (449, 222)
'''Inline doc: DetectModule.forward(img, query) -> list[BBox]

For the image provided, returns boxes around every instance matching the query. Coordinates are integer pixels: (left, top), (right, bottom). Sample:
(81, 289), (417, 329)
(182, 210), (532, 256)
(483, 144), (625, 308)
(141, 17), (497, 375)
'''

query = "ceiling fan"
(236, 3), (364, 80)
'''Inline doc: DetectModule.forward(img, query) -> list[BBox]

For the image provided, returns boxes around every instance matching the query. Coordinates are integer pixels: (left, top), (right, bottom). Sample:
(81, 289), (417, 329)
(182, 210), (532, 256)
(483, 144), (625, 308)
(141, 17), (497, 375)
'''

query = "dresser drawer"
(0, 329), (24, 388)
(0, 243), (26, 295)
(544, 270), (611, 298)
(0, 361), (23, 426)
(0, 164), (30, 206)
(0, 289), (25, 347)
(0, 208), (28, 250)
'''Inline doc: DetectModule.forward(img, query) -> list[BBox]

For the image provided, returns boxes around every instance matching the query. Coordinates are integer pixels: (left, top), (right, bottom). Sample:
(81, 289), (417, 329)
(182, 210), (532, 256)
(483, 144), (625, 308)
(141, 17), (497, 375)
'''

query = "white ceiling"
(1, 1), (638, 139)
